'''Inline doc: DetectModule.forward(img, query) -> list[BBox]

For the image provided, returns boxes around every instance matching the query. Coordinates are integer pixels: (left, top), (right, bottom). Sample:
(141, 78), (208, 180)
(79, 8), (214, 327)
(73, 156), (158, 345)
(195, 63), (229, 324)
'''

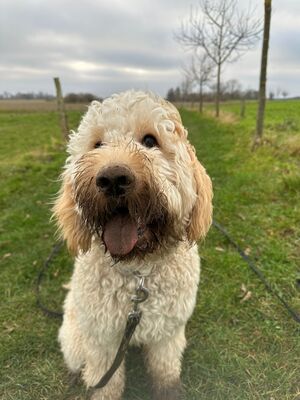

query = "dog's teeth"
(137, 225), (146, 237)
(138, 241), (148, 250)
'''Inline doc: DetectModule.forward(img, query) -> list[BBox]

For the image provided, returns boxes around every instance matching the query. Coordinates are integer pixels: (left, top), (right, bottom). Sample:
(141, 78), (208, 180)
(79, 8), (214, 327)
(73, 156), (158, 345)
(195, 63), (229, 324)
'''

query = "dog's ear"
(186, 144), (213, 242)
(52, 174), (91, 255)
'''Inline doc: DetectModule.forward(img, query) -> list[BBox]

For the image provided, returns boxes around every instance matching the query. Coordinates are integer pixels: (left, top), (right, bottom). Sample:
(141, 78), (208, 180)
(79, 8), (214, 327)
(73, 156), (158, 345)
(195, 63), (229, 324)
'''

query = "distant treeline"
(166, 83), (259, 103)
(166, 80), (295, 103)
(0, 91), (102, 103)
(64, 93), (102, 103)
(0, 91), (55, 100)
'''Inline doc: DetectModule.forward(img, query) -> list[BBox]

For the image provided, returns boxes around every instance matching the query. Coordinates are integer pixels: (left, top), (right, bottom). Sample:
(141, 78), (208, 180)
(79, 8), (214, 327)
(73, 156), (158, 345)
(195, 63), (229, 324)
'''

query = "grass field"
(0, 100), (299, 400)
(0, 99), (87, 112)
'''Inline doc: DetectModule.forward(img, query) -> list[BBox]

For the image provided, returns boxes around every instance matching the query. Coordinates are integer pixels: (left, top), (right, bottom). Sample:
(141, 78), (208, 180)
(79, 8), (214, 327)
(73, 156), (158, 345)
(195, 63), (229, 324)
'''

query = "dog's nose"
(96, 165), (135, 196)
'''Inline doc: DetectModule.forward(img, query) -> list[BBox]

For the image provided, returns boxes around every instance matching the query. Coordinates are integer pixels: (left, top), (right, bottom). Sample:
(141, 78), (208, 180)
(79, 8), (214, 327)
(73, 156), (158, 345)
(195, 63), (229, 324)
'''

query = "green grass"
(1, 101), (299, 400)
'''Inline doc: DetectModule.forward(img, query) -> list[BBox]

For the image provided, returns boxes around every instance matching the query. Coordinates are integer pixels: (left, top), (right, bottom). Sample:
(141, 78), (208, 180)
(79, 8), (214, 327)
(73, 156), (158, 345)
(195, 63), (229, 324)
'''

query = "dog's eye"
(142, 134), (158, 148)
(94, 141), (102, 149)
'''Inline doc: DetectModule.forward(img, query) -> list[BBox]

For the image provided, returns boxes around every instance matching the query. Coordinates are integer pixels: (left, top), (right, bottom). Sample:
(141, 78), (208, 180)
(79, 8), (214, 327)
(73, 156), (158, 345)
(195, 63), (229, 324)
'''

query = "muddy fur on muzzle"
(73, 151), (181, 259)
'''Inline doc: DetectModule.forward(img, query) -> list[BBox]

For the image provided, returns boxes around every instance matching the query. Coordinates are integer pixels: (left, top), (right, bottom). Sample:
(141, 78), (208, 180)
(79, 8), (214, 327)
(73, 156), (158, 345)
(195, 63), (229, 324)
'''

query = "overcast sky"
(1, 0), (300, 98)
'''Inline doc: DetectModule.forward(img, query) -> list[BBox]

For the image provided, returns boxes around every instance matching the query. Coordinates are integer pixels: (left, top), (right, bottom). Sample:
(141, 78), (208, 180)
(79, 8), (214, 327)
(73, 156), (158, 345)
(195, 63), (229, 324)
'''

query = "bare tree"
(225, 79), (242, 99)
(253, 0), (272, 147)
(176, 0), (262, 117)
(180, 74), (194, 103)
(183, 51), (214, 113)
(282, 90), (289, 99)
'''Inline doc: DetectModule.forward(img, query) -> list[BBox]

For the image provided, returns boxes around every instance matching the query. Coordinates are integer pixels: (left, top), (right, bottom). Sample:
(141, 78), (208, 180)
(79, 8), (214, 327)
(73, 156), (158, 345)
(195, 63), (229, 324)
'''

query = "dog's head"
(53, 91), (213, 260)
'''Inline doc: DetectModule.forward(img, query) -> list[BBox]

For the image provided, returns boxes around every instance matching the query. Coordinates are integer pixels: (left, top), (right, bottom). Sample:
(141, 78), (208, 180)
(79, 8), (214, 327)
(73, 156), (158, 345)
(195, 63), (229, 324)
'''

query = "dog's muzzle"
(74, 158), (173, 259)
(95, 164), (139, 257)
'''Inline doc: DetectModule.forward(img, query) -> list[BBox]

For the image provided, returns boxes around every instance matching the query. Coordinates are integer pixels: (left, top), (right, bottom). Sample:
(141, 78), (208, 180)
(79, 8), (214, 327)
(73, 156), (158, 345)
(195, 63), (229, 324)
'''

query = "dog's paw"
(152, 379), (184, 400)
(89, 388), (122, 400)
(67, 370), (82, 386)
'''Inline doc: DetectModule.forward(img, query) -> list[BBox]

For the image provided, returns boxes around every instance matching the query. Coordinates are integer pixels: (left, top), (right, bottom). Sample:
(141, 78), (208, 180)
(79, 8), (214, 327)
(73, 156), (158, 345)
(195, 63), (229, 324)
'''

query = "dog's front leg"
(145, 326), (186, 400)
(83, 347), (125, 400)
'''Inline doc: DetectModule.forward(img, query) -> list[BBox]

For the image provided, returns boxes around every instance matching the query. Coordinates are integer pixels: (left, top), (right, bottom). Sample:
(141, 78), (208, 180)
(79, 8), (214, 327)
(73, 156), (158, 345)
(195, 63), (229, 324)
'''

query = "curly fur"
(53, 90), (213, 399)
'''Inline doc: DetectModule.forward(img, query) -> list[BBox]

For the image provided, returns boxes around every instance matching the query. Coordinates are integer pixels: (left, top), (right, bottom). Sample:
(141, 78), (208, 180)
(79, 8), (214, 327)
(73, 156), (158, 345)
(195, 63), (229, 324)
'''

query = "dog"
(53, 90), (213, 400)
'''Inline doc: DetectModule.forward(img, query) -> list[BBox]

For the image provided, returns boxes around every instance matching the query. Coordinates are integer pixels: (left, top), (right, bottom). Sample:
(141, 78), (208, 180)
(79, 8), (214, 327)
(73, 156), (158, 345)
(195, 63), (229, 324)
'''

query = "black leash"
(36, 221), (300, 324)
(35, 240), (64, 319)
(212, 220), (300, 324)
(92, 312), (142, 389)
(92, 272), (149, 389)
(36, 220), (300, 390)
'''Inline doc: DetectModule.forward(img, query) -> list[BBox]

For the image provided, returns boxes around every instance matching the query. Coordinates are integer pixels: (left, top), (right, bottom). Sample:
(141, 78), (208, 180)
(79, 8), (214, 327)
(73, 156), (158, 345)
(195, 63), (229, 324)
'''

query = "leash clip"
(131, 271), (149, 310)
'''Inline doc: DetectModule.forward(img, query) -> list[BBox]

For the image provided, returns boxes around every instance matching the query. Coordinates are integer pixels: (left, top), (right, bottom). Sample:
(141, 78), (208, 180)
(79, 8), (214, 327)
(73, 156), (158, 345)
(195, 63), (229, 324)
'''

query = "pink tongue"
(103, 214), (138, 256)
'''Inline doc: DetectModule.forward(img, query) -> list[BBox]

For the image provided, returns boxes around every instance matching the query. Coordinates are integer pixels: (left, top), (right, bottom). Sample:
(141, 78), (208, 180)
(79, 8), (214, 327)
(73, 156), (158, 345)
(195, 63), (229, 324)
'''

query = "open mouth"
(102, 207), (151, 258)
(74, 165), (173, 258)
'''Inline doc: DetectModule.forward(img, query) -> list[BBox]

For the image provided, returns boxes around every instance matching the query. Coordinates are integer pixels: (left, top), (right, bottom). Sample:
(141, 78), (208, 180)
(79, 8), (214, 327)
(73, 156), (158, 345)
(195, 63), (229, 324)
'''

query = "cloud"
(0, 0), (300, 97)
(1, 0), (188, 95)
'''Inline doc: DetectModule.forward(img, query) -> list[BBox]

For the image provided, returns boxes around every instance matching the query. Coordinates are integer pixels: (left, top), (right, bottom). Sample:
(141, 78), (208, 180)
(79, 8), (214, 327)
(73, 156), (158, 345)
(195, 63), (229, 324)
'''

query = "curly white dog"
(53, 90), (213, 400)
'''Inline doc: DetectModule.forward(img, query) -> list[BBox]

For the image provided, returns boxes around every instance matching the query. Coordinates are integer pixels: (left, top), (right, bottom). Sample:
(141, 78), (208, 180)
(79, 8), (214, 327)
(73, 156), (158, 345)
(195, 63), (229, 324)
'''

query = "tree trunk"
(254, 0), (272, 147)
(216, 64), (221, 117)
(199, 82), (203, 113)
(240, 98), (246, 118)
(54, 77), (69, 141)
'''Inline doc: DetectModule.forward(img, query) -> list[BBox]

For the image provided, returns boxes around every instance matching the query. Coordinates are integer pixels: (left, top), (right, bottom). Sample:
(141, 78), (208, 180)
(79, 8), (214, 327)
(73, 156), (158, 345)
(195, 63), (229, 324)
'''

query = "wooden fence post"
(240, 98), (246, 118)
(53, 77), (69, 141)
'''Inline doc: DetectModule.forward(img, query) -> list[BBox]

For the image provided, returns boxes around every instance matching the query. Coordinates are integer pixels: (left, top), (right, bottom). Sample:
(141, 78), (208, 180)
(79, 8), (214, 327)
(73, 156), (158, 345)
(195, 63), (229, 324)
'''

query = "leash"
(91, 271), (149, 389)
(36, 222), (300, 325)
(212, 220), (300, 324)
(35, 240), (64, 319)
(36, 220), (300, 390)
